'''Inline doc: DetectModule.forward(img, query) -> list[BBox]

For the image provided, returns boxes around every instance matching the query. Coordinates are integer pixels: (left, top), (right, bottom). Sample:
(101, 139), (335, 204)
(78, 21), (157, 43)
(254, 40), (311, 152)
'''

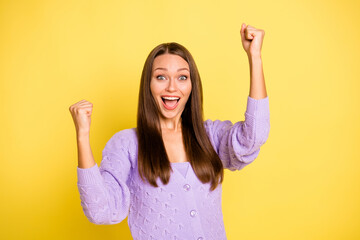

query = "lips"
(161, 96), (180, 110)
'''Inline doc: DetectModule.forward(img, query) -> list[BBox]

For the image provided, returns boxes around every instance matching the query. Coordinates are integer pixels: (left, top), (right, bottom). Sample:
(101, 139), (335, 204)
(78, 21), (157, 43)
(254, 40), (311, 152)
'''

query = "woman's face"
(150, 53), (192, 122)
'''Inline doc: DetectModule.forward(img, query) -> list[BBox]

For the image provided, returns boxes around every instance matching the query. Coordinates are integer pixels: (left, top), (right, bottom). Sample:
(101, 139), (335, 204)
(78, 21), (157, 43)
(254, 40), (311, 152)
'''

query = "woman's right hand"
(69, 100), (93, 136)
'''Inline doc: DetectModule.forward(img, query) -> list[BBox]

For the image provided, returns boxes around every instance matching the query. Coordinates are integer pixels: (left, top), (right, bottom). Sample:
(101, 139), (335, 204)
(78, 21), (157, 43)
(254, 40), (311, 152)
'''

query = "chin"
(160, 111), (181, 120)
(159, 107), (185, 121)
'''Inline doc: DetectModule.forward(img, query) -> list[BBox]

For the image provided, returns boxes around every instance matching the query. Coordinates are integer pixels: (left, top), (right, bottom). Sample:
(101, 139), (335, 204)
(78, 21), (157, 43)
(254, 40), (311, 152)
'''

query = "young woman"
(70, 23), (269, 240)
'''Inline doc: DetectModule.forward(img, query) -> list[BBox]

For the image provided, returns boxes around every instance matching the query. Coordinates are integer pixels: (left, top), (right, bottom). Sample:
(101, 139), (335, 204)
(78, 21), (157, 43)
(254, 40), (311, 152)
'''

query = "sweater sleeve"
(205, 95), (270, 171)
(76, 130), (132, 225)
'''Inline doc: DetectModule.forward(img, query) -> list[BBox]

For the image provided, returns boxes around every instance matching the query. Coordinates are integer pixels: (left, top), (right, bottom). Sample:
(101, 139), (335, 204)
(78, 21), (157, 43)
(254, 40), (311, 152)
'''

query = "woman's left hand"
(240, 23), (265, 58)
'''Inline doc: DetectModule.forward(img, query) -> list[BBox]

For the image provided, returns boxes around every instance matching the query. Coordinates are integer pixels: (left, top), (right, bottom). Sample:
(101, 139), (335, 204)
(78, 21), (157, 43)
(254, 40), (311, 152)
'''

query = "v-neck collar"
(171, 162), (191, 180)
(169, 162), (209, 193)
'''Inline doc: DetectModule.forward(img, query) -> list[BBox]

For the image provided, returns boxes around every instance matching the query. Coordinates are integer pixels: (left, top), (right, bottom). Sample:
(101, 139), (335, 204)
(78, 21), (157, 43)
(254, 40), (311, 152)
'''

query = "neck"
(159, 116), (182, 133)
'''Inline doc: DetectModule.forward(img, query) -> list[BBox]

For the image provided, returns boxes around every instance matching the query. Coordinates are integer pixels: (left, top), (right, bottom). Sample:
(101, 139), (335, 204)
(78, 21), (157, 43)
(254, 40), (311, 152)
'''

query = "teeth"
(162, 97), (179, 100)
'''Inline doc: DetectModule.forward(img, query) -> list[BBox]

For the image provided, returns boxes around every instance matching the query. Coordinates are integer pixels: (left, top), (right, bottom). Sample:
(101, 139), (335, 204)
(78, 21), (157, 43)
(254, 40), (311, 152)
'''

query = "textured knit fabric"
(76, 95), (270, 240)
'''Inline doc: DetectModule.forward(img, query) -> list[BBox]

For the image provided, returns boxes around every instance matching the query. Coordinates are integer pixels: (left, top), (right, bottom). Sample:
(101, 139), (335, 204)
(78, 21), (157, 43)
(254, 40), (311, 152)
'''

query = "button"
(190, 210), (197, 217)
(183, 184), (191, 191)
(197, 237), (203, 240)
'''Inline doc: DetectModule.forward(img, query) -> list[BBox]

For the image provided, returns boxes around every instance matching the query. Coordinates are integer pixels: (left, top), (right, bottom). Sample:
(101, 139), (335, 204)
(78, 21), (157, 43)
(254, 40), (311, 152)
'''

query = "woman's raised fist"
(69, 100), (93, 135)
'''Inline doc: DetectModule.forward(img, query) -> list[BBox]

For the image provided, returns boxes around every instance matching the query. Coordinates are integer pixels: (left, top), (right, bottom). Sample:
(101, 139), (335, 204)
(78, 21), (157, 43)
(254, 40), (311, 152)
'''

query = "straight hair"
(137, 42), (224, 191)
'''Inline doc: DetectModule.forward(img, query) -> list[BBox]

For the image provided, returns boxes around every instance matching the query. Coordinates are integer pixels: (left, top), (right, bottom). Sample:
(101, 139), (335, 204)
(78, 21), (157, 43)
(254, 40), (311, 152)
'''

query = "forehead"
(152, 53), (189, 71)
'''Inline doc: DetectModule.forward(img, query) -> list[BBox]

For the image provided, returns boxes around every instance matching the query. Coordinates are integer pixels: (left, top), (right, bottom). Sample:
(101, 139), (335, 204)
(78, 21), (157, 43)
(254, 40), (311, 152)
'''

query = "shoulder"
(103, 128), (138, 155)
(204, 119), (233, 133)
(112, 128), (138, 142)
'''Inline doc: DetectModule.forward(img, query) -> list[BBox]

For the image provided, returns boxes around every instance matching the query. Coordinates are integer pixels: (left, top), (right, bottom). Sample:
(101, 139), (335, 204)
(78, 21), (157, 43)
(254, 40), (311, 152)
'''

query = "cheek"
(150, 81), (159, 98)
(184, 84), (192, 97)
(179, 81), (192, 95)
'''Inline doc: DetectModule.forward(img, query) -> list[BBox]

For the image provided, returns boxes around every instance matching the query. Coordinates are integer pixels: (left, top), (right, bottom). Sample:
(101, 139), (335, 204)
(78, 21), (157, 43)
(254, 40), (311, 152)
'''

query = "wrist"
(76, 130), (90, 140)
(248, 54), (262, 61)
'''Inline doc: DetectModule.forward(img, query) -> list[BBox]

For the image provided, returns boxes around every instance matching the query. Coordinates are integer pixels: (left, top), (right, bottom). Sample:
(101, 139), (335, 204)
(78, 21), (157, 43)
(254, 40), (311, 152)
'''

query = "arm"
(204, 24), (269, 170)
(69, 99), (96, 169)
(69, 100), (132, 224)
(241, 23), (267, 100)
(76, 131), (132, 224)
(205, 95), (270, 171)
(77, 133), (96, 169)
(248, 55), (267, 100)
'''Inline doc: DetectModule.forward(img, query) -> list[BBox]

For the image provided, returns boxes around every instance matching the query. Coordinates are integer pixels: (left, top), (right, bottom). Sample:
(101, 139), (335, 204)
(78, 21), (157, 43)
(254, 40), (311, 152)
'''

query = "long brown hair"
(137, 42), (224, 191)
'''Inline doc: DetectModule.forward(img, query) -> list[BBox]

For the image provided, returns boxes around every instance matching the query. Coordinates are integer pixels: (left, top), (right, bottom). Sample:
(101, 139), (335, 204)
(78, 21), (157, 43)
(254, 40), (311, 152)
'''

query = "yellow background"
(1, 0), (359, 239)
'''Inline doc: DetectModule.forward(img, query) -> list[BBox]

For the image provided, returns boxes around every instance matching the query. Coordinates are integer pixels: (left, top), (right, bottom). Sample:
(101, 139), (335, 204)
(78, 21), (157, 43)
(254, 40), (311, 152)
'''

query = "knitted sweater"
(76, 95), (270, 240)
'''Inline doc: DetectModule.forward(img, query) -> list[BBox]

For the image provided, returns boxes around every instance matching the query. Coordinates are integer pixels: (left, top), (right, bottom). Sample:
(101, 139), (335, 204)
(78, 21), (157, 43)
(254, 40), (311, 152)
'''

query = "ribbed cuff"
(245, 95), (270, 118)
(77, 163), (104, 185)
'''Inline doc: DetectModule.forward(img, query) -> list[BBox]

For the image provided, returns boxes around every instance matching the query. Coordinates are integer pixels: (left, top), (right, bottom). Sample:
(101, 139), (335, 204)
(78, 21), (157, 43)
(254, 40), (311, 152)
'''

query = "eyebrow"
(153, 67), (189, 72)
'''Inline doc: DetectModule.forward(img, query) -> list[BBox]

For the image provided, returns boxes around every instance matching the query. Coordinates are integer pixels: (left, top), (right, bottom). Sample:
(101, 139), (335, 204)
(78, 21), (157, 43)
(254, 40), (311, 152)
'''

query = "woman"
(70, 23), (269, 240)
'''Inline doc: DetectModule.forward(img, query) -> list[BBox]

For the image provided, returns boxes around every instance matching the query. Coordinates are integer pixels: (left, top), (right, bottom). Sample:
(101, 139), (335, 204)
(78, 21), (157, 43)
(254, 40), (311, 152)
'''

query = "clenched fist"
(69, 100), (93, 135)
(240, 23), (265, 58)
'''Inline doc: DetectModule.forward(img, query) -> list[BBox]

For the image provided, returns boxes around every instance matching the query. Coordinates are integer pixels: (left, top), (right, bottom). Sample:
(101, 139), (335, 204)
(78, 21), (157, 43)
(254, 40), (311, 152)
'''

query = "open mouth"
(161, 96), (180, 110)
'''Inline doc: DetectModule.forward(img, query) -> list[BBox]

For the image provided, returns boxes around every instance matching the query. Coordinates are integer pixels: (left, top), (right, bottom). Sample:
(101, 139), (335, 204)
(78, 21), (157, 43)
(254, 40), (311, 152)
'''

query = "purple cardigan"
(77, 96), (270, 240)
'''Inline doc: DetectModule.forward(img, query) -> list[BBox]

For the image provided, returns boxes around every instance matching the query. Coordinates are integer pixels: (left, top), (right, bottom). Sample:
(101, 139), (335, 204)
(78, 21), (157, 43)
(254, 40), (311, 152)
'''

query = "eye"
(179, 75), (188, 80)
(156, 75), (166, 80)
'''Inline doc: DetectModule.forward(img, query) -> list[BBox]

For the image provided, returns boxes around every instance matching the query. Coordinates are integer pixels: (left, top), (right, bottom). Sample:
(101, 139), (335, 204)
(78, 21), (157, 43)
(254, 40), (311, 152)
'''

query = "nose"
(166, 78), (177, 92)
